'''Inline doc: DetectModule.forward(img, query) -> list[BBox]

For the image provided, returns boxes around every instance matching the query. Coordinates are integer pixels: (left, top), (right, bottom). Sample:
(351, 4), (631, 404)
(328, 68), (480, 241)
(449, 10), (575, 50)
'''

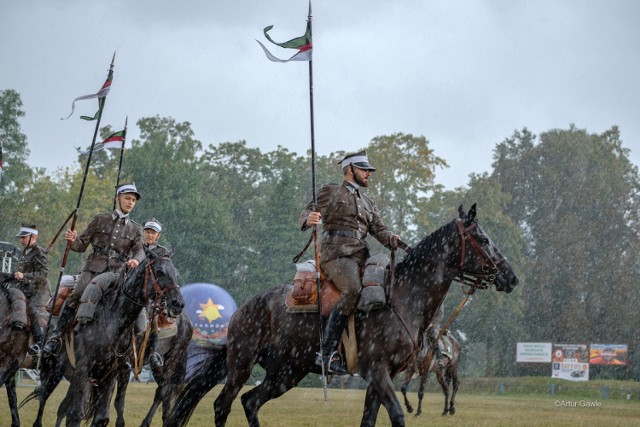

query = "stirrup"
(43, 335), (62, 355)
(318, 351), (349, 376)
(28, 344), (41, 358)
(149, 352), (164, 369)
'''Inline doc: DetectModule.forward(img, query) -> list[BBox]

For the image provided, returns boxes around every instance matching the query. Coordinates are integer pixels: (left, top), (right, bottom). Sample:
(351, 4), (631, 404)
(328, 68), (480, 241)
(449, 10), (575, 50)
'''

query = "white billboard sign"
(517, 342), (552, 362)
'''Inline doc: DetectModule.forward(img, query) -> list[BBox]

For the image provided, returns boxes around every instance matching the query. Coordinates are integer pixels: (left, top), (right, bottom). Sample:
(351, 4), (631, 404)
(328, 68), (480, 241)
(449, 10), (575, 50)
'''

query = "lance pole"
(113, 116), (128, 210)
(40, 52), (116, 365)
(304, 1), (329, 401)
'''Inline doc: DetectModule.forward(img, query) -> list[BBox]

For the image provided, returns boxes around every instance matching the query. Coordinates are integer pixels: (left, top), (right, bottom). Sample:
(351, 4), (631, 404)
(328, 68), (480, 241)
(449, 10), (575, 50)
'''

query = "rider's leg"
(428, 326), (445, 367)
(43, 271), (92, 354)
(27, 308), (45, 357)
(76, 271), (117, 324)
(148, 316), (163, 369)
(315, 253), (364, 375)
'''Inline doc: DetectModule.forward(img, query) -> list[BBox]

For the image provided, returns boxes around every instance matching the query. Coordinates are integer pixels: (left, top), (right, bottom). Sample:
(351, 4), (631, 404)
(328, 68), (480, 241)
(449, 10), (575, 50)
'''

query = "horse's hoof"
(450, 408), (455, 415)
(441, 411), (448, 416)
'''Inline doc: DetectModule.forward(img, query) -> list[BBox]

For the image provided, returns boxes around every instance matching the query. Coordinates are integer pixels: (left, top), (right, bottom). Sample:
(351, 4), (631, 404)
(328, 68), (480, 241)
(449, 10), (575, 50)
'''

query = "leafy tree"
(492, 125), (640, 378)
(0, 89), (36, 238)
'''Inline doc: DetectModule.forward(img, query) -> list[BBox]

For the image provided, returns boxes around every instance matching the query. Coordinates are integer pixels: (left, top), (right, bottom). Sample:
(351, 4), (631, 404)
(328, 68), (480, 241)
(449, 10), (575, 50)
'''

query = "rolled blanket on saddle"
(5, 287), (29, 329)
(357, 254), (389, 313)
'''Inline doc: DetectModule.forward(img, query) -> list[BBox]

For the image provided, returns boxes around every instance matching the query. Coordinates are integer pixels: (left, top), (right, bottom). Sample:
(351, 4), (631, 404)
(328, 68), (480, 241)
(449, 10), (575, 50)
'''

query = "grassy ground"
(3, 381), (640, 426)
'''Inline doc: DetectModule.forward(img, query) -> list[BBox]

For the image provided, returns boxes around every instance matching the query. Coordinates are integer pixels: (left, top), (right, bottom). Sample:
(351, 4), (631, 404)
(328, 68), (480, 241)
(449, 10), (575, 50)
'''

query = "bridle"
(122, 257), (178, 310)
(452, 218), (506, 289)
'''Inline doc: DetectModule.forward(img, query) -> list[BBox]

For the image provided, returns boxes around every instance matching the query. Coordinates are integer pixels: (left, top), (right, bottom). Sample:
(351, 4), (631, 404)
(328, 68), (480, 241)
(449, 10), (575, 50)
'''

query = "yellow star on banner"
(197, 298), (225, 323)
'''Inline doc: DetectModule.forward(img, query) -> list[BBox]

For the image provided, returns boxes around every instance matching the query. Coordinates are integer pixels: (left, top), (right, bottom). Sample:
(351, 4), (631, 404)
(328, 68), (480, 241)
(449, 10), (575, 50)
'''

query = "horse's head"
(455, 204), (519, 293)
(142, 251), (185, 317)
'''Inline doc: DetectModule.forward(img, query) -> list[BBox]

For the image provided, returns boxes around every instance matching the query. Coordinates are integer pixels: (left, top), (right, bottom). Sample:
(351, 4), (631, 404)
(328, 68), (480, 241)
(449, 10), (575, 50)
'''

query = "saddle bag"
(291, 260), (318, 305)
(45, 275), (76, 316)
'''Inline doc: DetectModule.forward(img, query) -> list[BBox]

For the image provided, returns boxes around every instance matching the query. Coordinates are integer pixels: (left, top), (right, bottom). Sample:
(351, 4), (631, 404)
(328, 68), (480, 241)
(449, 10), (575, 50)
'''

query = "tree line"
(1, 89), (638, 379)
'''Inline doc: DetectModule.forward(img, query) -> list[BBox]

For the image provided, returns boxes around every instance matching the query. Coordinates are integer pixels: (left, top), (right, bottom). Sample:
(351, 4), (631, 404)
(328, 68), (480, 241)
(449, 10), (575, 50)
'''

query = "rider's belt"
(323, 229), (367, 239)
(93, 246), (127, 262)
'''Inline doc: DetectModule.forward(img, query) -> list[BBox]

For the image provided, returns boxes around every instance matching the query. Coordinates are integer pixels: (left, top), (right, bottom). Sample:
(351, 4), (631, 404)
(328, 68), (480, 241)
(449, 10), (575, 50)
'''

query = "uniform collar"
(112, 210), (130, 223)
(344, 180), (360, 194)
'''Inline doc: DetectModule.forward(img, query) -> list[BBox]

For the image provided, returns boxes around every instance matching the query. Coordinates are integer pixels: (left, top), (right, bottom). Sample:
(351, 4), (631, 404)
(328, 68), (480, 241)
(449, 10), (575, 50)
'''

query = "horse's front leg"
(361, 384), (382, 427)
(114, 363), (131, 427)
(399, 372), (414, 414)
(435, 368), (450, 415)
(141, 385), (163, 427)
(91, 378), (117, 427)
(362, 369), (405, 427)
(449, 366), (459, 415)
(65, 375), (87, 427)
(5, 374), (20, 427)
(415, 371), (428, 416)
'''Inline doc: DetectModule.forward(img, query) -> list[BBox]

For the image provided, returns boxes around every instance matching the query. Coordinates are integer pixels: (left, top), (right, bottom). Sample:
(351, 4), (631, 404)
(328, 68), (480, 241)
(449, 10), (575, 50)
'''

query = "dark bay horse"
(400, 332), (461, 417)
(168, 204), (519, 427)
(112, 311), (193, 427)
(0, 288), (30, 427)
(21, 253), (184, 427)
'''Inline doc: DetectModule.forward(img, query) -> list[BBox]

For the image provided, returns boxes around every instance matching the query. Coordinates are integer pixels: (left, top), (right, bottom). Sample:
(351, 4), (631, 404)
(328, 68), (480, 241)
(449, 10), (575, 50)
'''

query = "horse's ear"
(144, 247), (158, 260)
(168, 247), (175, 259)
(458, 204), (465, 218)
(468, 203), (477, 221)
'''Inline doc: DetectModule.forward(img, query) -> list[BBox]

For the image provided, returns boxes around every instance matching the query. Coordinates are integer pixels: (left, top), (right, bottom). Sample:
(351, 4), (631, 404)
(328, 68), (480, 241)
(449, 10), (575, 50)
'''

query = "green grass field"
(3, 381), (640, 426)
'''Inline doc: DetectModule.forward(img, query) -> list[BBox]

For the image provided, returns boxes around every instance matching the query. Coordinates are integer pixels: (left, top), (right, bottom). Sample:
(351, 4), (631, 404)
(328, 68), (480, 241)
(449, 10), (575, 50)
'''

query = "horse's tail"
(18, 387), (39, 408)
(83, 385), (97, 422)
(166, 344), (228, 427)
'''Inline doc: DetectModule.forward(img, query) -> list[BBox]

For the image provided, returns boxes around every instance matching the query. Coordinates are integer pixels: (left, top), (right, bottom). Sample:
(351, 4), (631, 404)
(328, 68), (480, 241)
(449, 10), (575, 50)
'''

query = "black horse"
(400, 332), (462, 416)
(0, 288), (30, 427)
(168, 204), (519, 427)
(21, 253), (184, 427)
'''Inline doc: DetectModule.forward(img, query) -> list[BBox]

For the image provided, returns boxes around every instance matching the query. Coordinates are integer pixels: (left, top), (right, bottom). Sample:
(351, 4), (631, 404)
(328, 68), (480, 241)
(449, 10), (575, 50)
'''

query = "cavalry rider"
(427, 302), (446, 368)
(300, 150), (401, 375)
(142, 218), (170, 369)
(143, 218), (170, 258)
(43, 183), (145, 355)
(0, 224), (51, 357)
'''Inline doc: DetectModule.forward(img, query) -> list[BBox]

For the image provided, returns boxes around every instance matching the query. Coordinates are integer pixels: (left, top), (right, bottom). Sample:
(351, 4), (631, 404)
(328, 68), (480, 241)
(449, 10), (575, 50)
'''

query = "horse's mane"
(396, 218), (458, 276)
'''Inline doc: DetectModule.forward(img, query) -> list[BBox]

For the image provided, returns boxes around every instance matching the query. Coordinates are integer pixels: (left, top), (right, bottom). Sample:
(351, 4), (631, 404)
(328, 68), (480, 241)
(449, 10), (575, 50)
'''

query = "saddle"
(285, 255), (390, 375)
(45, 275), (76, 316)
(285, 255), (389, 317)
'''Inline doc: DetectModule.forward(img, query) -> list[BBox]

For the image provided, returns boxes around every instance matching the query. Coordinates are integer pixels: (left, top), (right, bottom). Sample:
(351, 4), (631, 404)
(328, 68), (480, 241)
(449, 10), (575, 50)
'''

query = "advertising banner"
(589, 344), (628, 365)
(552, 344), (589, 381)
(516, 342), (552, 362)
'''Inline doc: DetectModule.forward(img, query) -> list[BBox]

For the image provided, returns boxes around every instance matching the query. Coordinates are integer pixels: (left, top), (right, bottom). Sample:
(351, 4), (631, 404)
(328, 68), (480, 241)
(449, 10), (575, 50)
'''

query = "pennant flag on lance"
(256, 19), (312, 63)
(80, 129), (126, 154)
(62, 60), (114, 120)
(101, 129), (126, 149)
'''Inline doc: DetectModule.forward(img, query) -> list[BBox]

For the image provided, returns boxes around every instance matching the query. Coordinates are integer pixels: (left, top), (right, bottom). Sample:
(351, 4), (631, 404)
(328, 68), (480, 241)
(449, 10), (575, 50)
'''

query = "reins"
(388, 239), (418, 352)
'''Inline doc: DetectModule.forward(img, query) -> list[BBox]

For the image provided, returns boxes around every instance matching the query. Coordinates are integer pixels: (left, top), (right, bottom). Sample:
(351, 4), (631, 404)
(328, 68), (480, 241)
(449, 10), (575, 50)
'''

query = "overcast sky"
(2, 0), (639, 190)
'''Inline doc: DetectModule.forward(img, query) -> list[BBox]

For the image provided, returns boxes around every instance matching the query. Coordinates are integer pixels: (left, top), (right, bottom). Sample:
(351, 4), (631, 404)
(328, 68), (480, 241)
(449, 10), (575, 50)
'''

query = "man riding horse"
(0, 223), (50, 357)
(427, 302), (446, 368)
(43, 182), (146, 355)
(300, 150), (401, 375)
(142, 217), (170, 369)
